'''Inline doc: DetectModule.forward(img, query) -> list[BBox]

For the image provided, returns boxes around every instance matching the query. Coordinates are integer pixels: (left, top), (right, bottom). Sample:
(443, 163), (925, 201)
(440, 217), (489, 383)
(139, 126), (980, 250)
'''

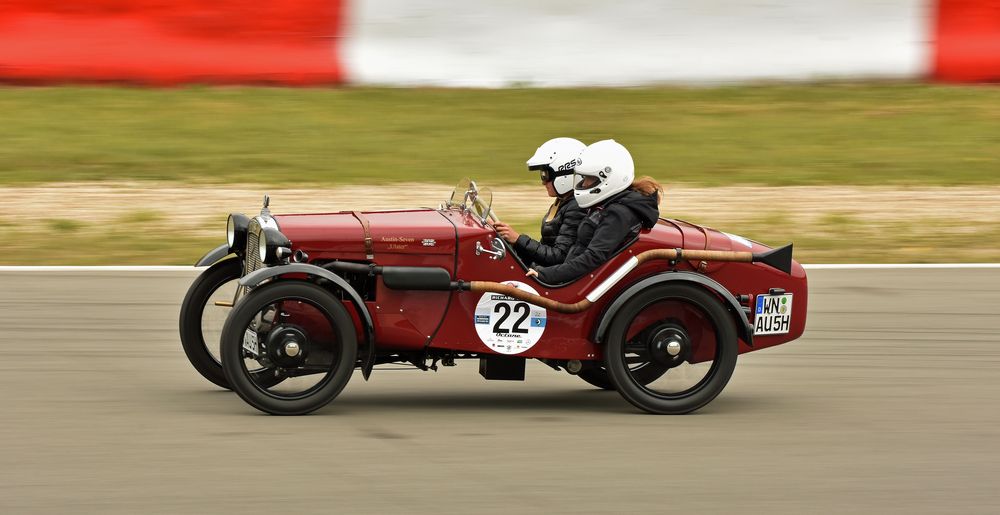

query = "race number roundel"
(474, 281), (547, 355)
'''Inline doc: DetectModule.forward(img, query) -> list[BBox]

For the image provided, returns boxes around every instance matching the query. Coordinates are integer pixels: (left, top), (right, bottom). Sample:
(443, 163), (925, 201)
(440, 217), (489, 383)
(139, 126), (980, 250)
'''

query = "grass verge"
(1, 83), (999, 186)
(2, 208), (998, 266)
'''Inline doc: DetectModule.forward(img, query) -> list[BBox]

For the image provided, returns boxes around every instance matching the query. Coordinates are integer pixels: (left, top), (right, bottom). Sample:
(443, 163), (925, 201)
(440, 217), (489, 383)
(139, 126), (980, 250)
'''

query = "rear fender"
(593, 271), (753, 347)
(240, 263), (376, 379)
(194, 244), (232, 267)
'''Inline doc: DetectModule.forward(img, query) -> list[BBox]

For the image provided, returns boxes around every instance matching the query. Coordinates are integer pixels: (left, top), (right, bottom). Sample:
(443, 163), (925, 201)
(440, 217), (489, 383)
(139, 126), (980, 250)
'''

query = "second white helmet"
(573, 139), (635, 208)
(526, 137), (586, 196)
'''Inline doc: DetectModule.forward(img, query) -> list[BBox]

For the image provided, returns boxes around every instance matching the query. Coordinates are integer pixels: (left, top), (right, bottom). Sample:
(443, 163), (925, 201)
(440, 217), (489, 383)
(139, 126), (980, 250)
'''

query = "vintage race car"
(180, 179), (807, 415)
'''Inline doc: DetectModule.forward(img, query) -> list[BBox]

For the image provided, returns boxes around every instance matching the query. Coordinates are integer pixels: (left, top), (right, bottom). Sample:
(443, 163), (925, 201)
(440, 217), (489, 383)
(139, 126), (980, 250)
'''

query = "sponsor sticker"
(754, 293), (793, 335)
(474, 281), (547, 354)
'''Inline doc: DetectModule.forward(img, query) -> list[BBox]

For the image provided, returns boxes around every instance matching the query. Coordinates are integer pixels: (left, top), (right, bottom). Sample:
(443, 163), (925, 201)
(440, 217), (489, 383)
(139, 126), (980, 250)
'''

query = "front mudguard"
(194, 243), (232, 267)
(240, 263), (377, 380)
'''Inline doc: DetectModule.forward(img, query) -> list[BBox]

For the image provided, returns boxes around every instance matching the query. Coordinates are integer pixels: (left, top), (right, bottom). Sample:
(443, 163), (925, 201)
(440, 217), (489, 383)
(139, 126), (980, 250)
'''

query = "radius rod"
(465, 244), (793, 314)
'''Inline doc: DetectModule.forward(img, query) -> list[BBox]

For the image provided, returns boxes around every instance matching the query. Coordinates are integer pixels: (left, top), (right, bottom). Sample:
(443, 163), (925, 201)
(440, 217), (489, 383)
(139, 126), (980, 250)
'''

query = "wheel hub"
(647, 323), (690, 368)
(266, 325), (309, 368)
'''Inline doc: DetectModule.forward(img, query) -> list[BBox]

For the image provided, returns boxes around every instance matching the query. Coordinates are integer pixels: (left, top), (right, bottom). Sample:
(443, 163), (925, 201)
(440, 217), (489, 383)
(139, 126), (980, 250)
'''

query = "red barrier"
(0, 1), (343, 85)
(934, 0), (1000, 82)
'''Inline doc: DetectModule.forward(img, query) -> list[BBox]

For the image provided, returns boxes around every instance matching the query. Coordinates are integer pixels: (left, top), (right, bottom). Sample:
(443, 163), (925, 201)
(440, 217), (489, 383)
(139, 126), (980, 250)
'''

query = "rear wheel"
(605, 283), (738, 414)
(221, 281), (357, 415)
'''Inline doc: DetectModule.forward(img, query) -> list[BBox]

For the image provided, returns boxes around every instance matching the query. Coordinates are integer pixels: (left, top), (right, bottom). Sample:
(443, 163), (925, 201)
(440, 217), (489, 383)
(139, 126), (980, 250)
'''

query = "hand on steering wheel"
(494, 222), (520, 244)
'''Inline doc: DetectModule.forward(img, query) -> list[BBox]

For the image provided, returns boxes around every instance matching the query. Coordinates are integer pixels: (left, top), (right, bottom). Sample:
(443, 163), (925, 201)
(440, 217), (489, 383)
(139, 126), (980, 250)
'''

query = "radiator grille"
(237, 218), (265, 299)
(244, 218), (264, 277)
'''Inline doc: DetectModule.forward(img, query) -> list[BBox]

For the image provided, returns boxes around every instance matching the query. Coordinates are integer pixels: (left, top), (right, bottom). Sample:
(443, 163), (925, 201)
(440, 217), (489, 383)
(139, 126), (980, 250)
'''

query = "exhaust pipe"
(752, 244), (793, 275)
(468, 243), (795, 313)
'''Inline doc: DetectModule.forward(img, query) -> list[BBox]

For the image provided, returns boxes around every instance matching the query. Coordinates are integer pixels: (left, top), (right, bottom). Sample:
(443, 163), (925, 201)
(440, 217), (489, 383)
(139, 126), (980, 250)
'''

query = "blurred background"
(3, 5), (1000, 514)
(0, 0), (998, 264)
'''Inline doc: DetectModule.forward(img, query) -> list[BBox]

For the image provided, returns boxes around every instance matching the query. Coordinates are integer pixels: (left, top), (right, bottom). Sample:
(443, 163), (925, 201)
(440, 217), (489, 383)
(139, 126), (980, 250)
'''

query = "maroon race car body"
(180, 181), (807, 415)
(274, 207), (806, 358)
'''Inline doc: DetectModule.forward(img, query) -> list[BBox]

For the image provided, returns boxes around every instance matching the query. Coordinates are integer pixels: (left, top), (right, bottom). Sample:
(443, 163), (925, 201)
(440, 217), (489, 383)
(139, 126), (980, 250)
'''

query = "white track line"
(803, 264), (1000, 269)
(1, 264), (999, 272)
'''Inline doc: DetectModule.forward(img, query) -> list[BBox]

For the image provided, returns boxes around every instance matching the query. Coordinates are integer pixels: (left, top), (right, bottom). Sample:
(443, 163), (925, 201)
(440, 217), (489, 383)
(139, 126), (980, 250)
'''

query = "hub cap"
(266, 325), (309, 368)
(647, 324), (690, 367)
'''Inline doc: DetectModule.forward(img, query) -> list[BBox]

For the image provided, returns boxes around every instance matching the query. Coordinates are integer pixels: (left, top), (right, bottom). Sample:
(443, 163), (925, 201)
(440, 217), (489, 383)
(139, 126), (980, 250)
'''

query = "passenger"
(494, 137), (586, 268)
(527, 139), (662, 284)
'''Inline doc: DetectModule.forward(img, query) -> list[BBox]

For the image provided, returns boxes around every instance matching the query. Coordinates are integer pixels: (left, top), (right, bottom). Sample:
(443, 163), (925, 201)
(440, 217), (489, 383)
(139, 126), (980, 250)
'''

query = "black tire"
(179, 259), (242, 389)
(220, 281), (357, 415)
(577, 363), (669, 391)
(605, 283), (738, 414)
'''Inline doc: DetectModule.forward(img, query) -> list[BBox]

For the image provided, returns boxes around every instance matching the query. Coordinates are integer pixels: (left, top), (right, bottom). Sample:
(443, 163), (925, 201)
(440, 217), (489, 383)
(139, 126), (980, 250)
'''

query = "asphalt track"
(1, 267), (998, 514)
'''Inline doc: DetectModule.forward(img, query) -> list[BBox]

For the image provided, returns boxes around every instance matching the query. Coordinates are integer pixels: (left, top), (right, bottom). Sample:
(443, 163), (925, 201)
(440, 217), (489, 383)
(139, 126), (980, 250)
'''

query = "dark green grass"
(1, 83), (998, 186)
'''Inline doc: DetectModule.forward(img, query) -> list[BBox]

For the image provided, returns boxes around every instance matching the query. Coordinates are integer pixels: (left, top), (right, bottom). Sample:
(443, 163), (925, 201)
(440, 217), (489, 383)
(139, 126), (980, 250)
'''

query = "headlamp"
(257, 227), (267, 263)
(226, 213), (250, 253)
(259, 227), (292, 265)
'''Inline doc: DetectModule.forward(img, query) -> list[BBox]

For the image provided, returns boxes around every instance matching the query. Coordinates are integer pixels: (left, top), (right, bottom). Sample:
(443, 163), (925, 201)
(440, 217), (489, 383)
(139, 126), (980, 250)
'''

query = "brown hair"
(631, 176), (664, 204)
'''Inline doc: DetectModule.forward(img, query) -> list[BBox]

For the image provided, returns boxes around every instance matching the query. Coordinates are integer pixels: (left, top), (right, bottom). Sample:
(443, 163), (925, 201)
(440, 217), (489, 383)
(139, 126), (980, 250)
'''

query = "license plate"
(753, 293), (793, 335)
(242, 329), (260, 356)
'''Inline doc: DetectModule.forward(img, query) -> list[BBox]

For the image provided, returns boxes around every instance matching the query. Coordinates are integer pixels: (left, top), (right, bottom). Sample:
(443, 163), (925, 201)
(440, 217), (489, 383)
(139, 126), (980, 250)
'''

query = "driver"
(527, 139), (661, 284)
(494, 137), (586, 268)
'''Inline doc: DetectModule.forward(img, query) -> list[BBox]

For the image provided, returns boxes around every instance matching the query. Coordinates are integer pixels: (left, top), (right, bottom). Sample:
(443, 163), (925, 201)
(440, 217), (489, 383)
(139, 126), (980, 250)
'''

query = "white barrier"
(342, 0), (930, 86)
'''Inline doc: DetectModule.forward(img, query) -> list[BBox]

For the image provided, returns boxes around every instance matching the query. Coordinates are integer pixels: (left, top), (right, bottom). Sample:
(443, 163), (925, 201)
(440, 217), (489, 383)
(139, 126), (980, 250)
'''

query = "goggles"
(529, 164), (574, 183)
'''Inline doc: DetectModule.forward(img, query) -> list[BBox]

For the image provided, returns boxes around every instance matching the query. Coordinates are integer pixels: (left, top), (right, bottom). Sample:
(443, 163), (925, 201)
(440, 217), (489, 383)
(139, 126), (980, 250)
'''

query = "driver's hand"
(494, 222), (519, 244)
(525, 269), (539, 279)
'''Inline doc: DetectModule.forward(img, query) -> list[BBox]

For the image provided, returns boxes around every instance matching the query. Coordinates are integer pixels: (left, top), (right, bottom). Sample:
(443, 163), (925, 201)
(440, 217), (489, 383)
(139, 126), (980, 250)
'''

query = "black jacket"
(513, 197), (584, 267)
(535, 189), (660, 284)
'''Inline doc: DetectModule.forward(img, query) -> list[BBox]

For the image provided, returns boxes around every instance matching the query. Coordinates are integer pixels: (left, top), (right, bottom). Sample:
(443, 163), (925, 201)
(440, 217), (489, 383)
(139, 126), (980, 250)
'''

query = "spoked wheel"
(178, 259), (284, 390)
(605, 283), (738, 414)
(220, 281), (357, 415)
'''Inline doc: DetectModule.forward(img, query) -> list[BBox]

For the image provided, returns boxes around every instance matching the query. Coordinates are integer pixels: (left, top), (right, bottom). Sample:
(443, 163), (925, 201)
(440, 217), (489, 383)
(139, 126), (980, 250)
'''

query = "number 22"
(493, 302), (530, 334)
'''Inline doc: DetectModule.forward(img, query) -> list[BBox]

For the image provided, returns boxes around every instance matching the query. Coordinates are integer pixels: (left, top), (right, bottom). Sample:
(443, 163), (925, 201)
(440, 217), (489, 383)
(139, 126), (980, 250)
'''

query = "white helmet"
(526, 137), (586, 196)
(573, 139), (635, 208)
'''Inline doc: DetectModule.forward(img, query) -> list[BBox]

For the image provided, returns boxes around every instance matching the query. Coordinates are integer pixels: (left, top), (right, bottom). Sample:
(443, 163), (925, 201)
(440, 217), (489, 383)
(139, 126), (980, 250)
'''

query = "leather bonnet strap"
(351, 211), (375, 260)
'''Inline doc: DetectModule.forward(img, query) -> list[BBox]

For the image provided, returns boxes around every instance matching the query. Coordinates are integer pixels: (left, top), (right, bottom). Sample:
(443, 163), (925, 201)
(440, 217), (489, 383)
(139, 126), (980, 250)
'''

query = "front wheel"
(221, 281), (357, 415)
(179, 259), (242, 389)
(605, 283), (739, 414)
